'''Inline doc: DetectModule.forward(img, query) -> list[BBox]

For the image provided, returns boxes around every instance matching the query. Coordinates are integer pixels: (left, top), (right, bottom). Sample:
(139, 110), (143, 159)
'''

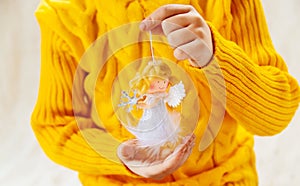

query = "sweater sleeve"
(190, 0), (300, 136)
(31, 1), (136, 176)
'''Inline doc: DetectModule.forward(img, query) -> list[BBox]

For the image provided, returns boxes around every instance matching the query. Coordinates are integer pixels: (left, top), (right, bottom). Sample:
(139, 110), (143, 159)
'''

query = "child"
(32, 0), (300, 185)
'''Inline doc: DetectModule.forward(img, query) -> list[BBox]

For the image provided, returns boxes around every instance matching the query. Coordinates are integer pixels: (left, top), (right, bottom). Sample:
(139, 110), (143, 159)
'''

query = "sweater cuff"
(186, 22), (300, 136)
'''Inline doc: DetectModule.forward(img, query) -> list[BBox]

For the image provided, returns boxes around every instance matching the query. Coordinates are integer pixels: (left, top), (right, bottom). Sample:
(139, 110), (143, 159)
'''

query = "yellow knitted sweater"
(31, 0), (300, 185)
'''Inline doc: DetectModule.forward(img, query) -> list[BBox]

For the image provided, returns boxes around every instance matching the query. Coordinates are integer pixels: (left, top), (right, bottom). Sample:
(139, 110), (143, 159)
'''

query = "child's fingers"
(140, 20), (163, 34)
(150, 24), (163, 35)
(173, 48), (190, 61)
(167, 27), (195, 48)
(174, 39), (212, 66)
(161, 13), (198, 35)
(140, 4), (192, 31)
(173, 39), (204, 61)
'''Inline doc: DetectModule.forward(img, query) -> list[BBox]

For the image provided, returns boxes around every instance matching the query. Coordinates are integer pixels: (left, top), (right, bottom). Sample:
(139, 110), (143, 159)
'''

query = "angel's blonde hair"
(129, 61), (175, 95)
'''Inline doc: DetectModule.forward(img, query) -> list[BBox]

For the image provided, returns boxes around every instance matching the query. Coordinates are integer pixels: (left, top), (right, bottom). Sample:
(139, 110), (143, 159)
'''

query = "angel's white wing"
(165, 81), (186, 108)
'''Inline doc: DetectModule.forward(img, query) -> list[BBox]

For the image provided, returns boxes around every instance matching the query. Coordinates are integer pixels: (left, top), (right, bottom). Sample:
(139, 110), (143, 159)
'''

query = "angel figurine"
(117, 60), (195, 179)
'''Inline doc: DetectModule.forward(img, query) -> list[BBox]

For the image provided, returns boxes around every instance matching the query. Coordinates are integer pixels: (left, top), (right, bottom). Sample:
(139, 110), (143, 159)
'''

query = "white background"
(0, 0), (299, 185)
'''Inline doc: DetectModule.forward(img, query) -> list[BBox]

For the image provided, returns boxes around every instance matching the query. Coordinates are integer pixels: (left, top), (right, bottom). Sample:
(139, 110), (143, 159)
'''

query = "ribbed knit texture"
(31, 0), (300, 185)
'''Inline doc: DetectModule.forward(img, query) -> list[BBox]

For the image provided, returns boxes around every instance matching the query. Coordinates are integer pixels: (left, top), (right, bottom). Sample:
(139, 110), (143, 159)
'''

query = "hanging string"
(149, 31), (155, 63)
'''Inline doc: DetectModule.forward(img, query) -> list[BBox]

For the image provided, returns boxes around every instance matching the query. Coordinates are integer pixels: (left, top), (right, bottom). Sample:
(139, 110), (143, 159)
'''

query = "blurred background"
(0, 0), (299, 185)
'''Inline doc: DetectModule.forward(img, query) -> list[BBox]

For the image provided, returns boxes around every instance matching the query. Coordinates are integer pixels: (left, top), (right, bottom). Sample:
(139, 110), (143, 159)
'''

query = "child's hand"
(122, 134), (196, 180)
(140, 4), (213, 68)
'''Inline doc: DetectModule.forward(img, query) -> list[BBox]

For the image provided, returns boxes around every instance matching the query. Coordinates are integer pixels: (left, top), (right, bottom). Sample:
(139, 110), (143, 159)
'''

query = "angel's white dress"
(127, 92), (179, 145)
(118, 82), (186, 164)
